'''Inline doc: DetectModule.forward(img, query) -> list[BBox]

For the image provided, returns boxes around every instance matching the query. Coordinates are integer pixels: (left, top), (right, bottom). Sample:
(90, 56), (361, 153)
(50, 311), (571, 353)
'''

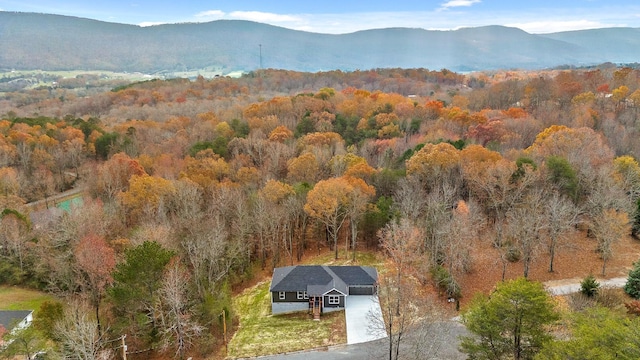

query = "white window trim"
(328, 295), (340, 305)
(304, 291), (308, 299)
(297, 291), (305, 300)
(279, 291), (285, 300)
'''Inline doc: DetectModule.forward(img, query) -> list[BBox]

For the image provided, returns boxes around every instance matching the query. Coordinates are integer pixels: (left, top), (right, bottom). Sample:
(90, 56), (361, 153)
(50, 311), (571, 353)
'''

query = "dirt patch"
(456, 231), (640, 307)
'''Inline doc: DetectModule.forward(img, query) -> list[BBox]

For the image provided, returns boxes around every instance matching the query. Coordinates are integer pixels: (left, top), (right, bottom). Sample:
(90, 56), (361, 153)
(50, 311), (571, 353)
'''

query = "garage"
(348, 285), (376, 295)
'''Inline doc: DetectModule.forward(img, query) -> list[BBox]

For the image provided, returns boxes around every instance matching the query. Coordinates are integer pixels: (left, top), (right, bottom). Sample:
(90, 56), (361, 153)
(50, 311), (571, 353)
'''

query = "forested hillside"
(2, 67), (640, 358)
(2, 12), (640, 73)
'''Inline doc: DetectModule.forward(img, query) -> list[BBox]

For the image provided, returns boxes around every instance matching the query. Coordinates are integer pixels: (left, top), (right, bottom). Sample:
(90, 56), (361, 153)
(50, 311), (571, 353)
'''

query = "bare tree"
(55, 300), (112, 360)
(379, 218), (423, 286)
(466, 159), (537, 246)
(506, 190), (547, 278)
(181, 215), (231, 298)
(443, 200), (484, 277)
(590, 208), (630, 275)
(369, 275), (452, 360)
(422, 182), (457, 265)
(545, 192), (580, 272)
(393, 177), (427, 224)
(157, 259), (204, 360)
(346, 181), (374, 260)
(369, 275), (412, 360)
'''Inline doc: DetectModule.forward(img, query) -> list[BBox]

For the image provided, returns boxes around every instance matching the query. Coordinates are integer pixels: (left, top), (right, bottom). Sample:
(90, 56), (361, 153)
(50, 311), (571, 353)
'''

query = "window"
(304, 291), (308, 299)
(297, 291), (309, 299)
(328, 295), (340, 305)
(279, 292), (285, 300)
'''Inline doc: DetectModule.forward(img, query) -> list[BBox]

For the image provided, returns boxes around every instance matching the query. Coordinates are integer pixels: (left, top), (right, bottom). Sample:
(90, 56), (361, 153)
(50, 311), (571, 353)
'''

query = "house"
(0, 310), (33, 345)
(270, 265), (378, 316)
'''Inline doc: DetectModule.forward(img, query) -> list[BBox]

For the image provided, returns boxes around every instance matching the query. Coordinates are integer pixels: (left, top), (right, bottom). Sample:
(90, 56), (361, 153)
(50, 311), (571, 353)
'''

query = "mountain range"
(1, 12), (639, 74)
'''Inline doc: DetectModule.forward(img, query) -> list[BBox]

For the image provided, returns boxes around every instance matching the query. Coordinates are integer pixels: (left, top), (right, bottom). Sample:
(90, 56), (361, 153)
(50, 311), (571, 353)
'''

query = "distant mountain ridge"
(1, 12), (639, 74)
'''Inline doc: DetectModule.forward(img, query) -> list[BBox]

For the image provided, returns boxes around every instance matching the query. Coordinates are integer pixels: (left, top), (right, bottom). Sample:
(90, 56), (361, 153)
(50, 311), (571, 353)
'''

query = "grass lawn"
(228, 280), (346, 358)
(0, 286), (56, 313)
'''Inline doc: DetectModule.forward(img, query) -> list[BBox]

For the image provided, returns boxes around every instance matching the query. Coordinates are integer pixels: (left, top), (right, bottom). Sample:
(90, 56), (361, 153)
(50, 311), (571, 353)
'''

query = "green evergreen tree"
(110, 241), (174, 343)
(580, 274), (600, 297)
(624, 261), (640, 299)
(461, 277), (559, 360)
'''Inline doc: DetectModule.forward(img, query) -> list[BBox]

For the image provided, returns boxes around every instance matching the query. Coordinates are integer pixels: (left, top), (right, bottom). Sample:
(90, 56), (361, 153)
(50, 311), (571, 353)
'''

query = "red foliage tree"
(74, 233), (116, 335)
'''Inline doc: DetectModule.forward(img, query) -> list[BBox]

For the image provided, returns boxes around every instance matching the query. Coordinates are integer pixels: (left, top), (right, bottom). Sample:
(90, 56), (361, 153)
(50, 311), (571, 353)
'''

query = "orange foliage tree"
(304, 176), (366, 259)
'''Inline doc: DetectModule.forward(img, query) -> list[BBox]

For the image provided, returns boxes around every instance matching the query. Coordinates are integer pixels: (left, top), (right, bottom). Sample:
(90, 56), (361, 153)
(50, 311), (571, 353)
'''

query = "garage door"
(349, 286), (374, 295)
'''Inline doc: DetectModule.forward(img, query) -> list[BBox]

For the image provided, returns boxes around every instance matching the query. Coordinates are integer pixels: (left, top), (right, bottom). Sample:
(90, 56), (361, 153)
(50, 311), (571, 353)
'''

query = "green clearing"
(227, 251), (384, 358)
(0, 286), (55, 312)
(56, 196), (83, 212)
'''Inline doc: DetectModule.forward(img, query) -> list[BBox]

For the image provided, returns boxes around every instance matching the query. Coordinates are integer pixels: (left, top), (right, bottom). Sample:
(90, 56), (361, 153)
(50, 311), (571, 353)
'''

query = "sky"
(1, 0), (640, 34)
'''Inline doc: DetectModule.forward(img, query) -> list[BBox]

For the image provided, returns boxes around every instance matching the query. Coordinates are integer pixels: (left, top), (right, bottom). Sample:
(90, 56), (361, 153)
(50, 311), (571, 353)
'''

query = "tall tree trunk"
(523, 256), (530, 279)
(95, 300), (101, 337)
(548, 239), (556, 273)
(351, 219), (358, 261)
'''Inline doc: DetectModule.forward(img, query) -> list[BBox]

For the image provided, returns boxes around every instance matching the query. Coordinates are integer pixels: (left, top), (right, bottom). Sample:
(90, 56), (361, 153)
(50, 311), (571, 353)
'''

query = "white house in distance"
(0, 310), (33, 346)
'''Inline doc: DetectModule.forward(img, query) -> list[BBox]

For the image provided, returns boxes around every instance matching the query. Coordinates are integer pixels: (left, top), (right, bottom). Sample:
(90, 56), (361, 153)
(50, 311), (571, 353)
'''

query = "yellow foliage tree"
(120, 174), (176, 224)
(406, 142), (461, 187)
(260, 179), (295, 204)
(180, 150), (230, 191)
(459, 144), (502, 176)
(268, 125), (294, 143)
(329, 153), (376, 179)
(287, 152), (319, 183)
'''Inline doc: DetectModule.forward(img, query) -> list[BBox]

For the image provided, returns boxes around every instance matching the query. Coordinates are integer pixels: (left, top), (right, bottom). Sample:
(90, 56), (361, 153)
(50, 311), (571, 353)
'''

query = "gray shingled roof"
(0, 310), (32, 332)
(270, 265), (377, 296)
(328, 266), (377, 285)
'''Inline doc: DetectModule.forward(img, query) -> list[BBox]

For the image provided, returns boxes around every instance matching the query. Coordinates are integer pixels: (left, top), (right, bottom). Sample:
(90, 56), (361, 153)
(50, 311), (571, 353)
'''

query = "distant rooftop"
(0, 310), (33, 332)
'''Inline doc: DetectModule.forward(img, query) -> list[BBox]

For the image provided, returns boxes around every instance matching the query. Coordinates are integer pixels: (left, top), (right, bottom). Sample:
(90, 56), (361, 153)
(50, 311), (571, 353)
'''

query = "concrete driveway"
(344, 295), (387, 344)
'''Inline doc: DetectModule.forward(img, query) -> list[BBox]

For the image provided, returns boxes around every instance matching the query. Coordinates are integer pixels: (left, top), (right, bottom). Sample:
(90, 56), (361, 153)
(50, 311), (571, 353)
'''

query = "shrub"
(567, 293), (595, 312)
(580, 274), (600, 297)
(595, 287), (627, 309)
(430, 265), (461, 299)
(625, 300), (640, 316)
(505, 246), (521, 262)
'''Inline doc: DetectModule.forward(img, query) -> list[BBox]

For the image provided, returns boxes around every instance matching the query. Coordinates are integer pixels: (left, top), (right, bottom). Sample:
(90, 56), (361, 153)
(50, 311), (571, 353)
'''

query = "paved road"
(26, 186), (85, 210)
(344, 296), (387, 344)
(253, 321), (468, 360)
(545, 277), (627, 296)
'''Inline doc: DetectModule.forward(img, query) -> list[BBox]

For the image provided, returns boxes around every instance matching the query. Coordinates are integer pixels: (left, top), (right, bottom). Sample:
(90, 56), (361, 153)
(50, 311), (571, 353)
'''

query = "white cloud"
(138, 21), (167, 27)
(505, 19), (616, 33)
(440, 0), (481, 10)
(194, 10), (225, 19)
(169, 6), (640, 35)
(228, 11), (302, 23)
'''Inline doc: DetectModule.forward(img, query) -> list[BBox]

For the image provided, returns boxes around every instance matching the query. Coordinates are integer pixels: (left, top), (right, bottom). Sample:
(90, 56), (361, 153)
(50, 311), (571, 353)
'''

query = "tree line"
(1, 66), (640, 358)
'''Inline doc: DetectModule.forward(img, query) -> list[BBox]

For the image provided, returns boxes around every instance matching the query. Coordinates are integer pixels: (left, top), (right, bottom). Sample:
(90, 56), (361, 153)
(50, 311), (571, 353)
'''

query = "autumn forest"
(2, 66), (640, 358)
